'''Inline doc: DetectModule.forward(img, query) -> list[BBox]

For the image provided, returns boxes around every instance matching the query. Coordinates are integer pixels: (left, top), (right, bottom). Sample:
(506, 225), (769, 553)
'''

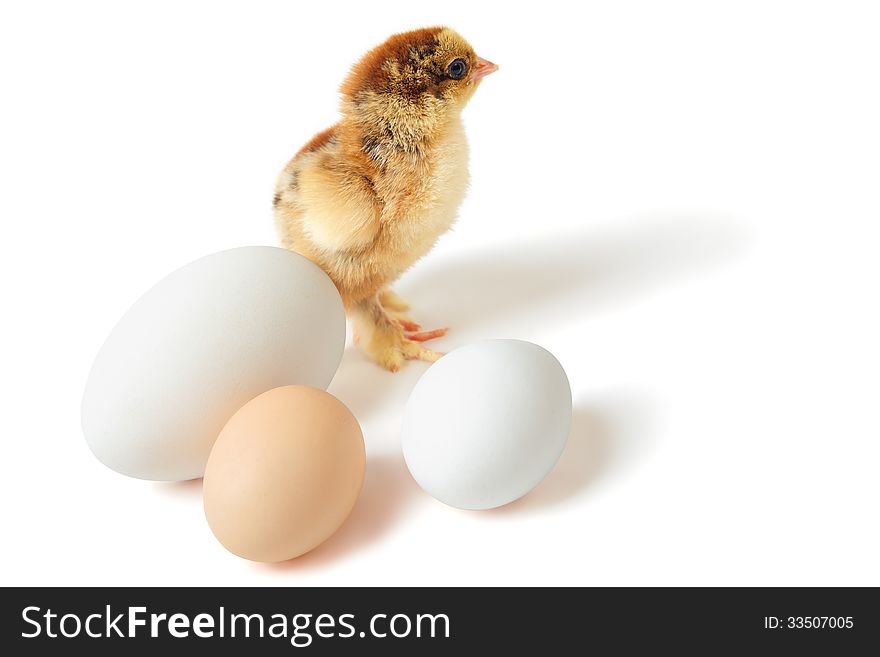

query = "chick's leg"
(350, 296), (444, 372)
(378, 288), (410, 312)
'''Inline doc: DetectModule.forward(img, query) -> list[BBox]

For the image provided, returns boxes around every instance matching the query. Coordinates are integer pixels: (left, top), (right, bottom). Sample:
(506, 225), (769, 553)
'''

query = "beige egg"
(203, 385), (365, 562)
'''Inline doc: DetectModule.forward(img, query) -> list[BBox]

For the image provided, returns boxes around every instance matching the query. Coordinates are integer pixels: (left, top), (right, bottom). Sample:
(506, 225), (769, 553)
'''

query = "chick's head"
(341, 27), (497, 142)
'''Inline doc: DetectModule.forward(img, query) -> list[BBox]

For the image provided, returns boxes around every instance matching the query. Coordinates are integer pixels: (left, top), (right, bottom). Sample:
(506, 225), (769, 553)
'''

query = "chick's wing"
(295, 149), (381, 253)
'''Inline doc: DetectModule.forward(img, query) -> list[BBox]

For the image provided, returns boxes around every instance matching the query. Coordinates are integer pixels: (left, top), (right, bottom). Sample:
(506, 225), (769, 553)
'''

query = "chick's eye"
(447, 58), (468, 80)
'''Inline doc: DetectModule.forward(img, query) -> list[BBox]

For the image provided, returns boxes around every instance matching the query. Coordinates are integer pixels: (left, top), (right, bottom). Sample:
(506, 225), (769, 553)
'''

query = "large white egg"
(402, 340), (572, 510)
(81, 246), (345, 481)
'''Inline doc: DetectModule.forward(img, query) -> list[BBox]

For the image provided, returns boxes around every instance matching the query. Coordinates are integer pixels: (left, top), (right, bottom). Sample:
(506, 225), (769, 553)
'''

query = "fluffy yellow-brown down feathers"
(273, 27), (497, 371)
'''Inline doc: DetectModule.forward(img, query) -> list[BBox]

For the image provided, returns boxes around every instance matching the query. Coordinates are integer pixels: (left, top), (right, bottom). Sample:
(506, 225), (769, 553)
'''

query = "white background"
(2, 0), (878, 586)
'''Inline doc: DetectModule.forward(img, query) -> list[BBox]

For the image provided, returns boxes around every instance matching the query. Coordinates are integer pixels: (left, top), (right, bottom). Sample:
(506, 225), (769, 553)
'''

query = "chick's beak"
(470, 56), (499, 83)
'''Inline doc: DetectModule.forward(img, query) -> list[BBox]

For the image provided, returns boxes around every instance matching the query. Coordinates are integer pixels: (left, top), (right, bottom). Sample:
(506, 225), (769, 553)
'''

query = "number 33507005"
(787, 617), (853, 629)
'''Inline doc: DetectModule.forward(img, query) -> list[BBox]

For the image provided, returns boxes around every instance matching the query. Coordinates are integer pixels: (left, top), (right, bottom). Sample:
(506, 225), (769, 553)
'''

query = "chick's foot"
(378, 289), (449, 346)
(380, 290), (425, 333)
(352, 297), (446, 372)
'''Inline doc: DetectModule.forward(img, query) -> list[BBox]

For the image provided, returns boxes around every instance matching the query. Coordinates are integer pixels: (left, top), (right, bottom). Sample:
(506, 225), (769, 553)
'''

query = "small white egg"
(81, 246), (345, 481)
(402, 339), (572, 510)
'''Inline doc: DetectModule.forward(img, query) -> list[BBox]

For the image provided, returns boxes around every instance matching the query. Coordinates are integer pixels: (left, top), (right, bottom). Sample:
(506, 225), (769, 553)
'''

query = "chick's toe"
(405, 328), (449, 343)
(395, 317), (422, 332)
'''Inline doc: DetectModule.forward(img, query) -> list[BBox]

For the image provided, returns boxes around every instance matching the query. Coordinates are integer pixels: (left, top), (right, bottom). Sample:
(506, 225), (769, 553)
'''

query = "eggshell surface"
(81, 247), (345, 481)
(402, 340), (572, 510)
(203, 385), (365, 562)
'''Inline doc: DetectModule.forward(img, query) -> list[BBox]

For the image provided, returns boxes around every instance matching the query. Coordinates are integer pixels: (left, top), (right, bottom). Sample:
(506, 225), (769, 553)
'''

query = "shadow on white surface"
(489, 392), (657, 515)
(262, 452), (419, 572)
(152, 477), (203, 501)
(399, 212), (750, 336)
(327, 346), (428, 423)
(329, 211), (748, 419)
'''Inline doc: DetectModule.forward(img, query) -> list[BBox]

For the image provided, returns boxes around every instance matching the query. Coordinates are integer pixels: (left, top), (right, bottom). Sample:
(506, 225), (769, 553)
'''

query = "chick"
(274, 27), (497, 371)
